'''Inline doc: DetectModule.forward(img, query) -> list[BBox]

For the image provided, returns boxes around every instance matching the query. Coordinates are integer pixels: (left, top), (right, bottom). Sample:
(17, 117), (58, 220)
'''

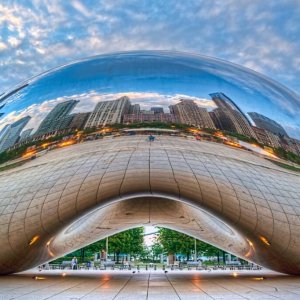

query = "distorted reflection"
(0, 51), (299, 169)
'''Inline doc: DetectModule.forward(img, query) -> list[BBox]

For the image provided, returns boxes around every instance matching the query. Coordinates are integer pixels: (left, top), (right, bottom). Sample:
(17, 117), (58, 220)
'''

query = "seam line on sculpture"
(164, 149), (181, 200)
(73, 153), (106, 216)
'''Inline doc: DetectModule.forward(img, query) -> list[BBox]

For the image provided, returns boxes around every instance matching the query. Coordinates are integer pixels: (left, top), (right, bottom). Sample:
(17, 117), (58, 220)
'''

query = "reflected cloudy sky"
(1, 1), (300, 94)
(0, 51), (299, 138)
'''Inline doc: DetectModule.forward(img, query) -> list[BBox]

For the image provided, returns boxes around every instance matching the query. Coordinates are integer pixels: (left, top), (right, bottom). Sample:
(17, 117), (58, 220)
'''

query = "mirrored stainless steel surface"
(0, 51), (299, 275)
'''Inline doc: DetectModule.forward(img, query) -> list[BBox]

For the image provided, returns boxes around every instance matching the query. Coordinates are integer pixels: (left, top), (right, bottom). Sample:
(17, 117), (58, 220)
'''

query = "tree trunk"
(80, 249), (85, 262)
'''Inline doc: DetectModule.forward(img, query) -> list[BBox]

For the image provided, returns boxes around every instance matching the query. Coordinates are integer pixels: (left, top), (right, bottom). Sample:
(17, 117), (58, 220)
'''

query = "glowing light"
(248, 240), (253, 247)
(22, 150), (36, 158)
(29, 235), (39, 246)
(260, 236), (271, 246)
(224, 141), (241, 148)
(41, 143), (49, 148)
(253, 277), (264, 280)
(62, 272), (67, 277)
(232, 272), (238, 277)
(245, 239), (255, 258)
(58, 140), (75, 147)
(35, 276), (46, 280)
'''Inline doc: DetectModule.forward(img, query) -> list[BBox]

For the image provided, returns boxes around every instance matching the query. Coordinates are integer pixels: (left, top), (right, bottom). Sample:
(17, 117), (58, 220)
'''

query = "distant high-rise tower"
(35, 100), (79, 135)
(248, 112), (288, 137)
(0, 116), (31, 153)
(210, 93), (256, 138)
(151, 107), (164, 114)
(169, 99), (216, 129)
(68, 112), (91, 130)
(130, 104), (141, 114)
(85, 96), (131, 128)
(19, 128), (33, 142)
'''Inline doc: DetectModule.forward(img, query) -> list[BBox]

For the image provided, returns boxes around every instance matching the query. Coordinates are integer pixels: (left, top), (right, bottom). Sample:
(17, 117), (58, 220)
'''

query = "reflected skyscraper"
(85, 96), (130, 128)
(129, 104), (141, 114)
(151, 107), (164, 114)
(248, 112), (288, 137)
(0, 116), (31, 153)
(68, 112), (91, 130)
(19, 128), (33, 142)
(210, 93), (256, 138)
(35, 100), (79, 136)
(169, 99), (216, 129)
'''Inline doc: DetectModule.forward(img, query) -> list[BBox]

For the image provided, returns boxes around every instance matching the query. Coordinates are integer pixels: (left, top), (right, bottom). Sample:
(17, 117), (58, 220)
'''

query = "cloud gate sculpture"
(0, 51), (300, 275)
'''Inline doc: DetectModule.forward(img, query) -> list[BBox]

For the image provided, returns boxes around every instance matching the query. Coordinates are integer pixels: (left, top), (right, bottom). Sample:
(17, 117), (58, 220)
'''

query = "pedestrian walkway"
(0, 269), (299, 299)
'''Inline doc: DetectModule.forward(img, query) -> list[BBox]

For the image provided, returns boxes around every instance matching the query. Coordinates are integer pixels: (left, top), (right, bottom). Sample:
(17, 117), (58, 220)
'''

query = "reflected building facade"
(169, 99), (216, 129)
(129, 104), (141, 114)
(151, 107), (164, 114)
(68, 112), (91, 130)
(210, 93), (256, 138)
(85, 96), (130, 128)
(0, 116), (31, 153)
(35, 100), (79, 136)
(19, 128), (33, 142)
(123, 112), (177, 124)
(248, 112), (288, 137)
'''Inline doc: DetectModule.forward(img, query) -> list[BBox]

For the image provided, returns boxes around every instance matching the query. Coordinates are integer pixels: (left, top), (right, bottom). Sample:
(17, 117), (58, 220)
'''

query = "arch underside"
(0, 136), (300, 275)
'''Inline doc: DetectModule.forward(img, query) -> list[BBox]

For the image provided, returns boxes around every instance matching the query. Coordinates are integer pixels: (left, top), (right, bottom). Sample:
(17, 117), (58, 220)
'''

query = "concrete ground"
(0, 269), (299, 299)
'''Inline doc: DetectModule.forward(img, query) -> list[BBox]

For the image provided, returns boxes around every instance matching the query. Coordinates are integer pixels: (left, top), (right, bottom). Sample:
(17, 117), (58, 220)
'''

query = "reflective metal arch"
(0, 51), (300, 275)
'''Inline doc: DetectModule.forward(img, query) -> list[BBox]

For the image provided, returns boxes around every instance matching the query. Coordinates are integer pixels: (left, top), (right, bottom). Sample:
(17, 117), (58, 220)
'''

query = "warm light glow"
(232, 272), (238, 277)
(263, 151), (278, 159)
(58, 140), (75, 147)
(260, 236), (271, 246)
(22, 150), (36, 158)
(253, 277), (264, 281)
(188, 128), (201, 134)
(224, 141), (241, 148)
(62, 272), (67, 277)
(29, 235), (39, 246)
(41, 143), (49, 148)
(35, 276), (46, 280)
(245, 239), (255, 258)
(214, 131), (224, 137)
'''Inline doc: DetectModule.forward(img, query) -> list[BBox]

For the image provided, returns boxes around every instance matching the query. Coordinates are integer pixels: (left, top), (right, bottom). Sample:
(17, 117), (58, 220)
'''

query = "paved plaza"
(0, 269), (299, 299)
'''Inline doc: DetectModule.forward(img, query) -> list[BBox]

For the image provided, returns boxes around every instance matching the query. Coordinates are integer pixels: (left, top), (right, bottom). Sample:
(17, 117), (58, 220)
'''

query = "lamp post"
(194, 238), (197, 262)
(106, 237), (108, 261)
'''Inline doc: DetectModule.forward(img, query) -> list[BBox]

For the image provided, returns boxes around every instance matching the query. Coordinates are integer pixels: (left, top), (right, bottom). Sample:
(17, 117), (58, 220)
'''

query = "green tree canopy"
(156, 228), (222, 260)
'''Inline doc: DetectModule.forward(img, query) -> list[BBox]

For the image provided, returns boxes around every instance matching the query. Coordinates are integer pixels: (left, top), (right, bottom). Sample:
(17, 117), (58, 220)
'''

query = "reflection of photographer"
(148, 135), (155, 142)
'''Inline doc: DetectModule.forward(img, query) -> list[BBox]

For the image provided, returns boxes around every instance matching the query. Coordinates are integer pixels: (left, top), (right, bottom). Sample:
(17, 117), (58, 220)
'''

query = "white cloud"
(71, 0), (91, 17)
(0, 41), (7, 51)
(8, 36), (21, 47)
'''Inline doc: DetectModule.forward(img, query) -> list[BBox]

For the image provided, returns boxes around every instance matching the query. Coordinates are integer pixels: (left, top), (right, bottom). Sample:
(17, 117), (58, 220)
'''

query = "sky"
(0, 0), (300, 95)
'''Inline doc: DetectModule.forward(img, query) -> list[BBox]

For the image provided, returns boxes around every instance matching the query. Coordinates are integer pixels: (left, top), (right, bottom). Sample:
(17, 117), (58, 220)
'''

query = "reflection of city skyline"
(1, 92), (300, 156)
(1, 51), (300, 141)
